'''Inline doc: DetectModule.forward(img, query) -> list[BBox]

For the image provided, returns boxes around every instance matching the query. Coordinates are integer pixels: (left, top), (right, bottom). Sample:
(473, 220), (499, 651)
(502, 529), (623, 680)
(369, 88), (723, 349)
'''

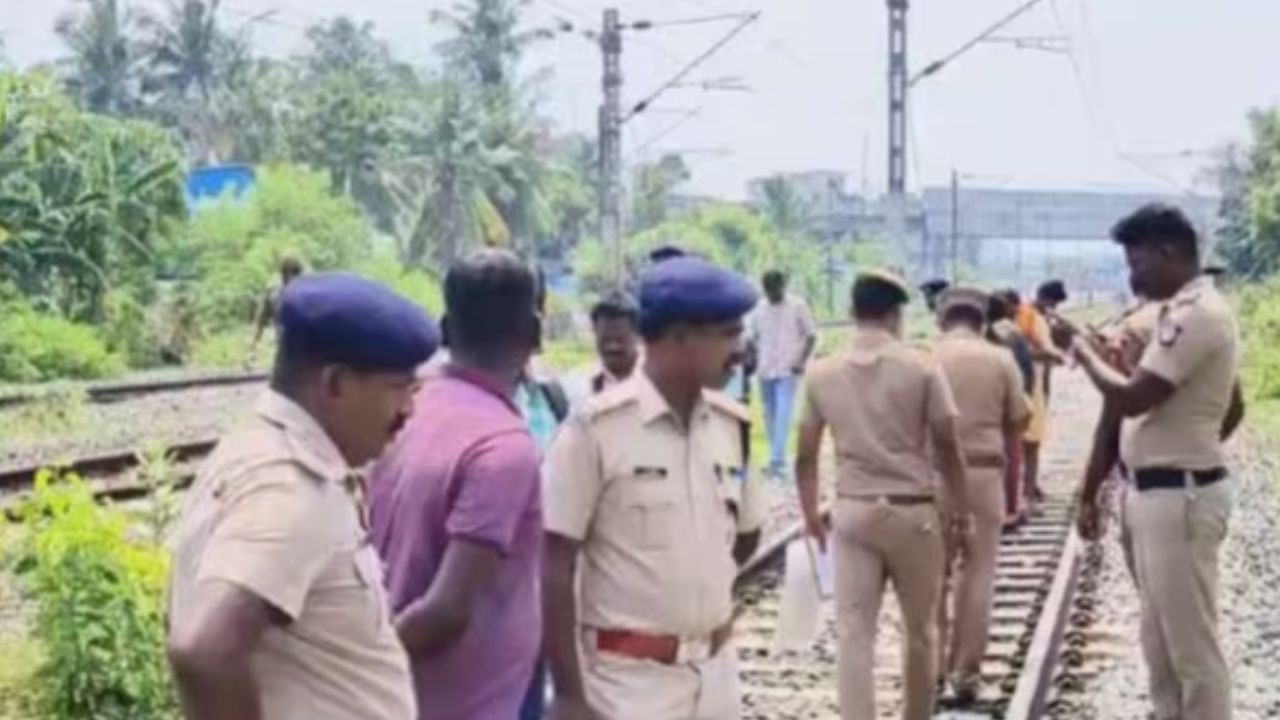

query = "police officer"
(932, 288), (1031, 703)
(796, 270), (970, 720)
(167, 273), (439, 720)
(1071, 204), (1244, 720)
(919, 278), (951, 313)
(249, 256), (305, 361)
(542, 256), (768, 720)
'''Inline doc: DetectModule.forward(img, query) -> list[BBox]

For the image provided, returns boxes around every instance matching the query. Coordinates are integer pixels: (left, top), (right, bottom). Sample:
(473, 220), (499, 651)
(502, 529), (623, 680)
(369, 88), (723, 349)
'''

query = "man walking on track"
(1014, 281), (1066, 507)
(932, 287), (1031, 703)
(168, 273), (439, 720)
(795, 270), (970, 720)
(370, 250), (545, 720)
(748, 269), (816, 481)
(1071, 203), (1244, 720)
(986, 293), (1035, 527)
(541, 256), (769, 720)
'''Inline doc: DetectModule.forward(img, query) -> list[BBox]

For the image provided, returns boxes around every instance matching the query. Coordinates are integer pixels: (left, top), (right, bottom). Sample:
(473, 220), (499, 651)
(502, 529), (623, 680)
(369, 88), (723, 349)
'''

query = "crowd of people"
(163, 202), (1242, 720)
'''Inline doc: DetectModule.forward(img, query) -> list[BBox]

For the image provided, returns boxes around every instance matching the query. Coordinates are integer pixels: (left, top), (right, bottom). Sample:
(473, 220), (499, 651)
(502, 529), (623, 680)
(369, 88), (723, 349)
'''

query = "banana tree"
(0, 71), (185, 321)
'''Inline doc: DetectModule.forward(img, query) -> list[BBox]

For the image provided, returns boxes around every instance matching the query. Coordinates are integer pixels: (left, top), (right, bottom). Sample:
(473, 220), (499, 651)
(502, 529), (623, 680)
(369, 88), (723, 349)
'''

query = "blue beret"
(638, 257), (758, 335)
(277, 272), (440, 371)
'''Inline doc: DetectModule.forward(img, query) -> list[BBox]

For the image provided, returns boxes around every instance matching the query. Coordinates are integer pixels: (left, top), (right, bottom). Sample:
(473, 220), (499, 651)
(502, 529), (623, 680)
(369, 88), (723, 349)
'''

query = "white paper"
(811, 538), (834, 599)
(773, 535), (833, 652)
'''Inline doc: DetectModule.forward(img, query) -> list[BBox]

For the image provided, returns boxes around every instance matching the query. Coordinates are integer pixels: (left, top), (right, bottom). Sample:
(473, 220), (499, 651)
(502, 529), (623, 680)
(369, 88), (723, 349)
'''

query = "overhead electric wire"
(1047, 0), (1189, 192)
(911, 0), (1051, 86)
(640, 13), (759, 29)
(629, 108), (704, 158)
(622, 11), (760, 123)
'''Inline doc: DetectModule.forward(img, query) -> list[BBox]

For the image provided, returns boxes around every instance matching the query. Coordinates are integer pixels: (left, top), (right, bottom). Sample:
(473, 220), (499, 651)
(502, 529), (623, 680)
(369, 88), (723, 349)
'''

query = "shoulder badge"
(1157, 319), (1183, 347)
(581, 381), (639, 421)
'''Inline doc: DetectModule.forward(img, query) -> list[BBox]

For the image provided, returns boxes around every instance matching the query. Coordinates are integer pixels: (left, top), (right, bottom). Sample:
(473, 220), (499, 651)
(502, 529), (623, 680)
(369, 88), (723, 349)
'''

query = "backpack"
(538, 380), (571, 424)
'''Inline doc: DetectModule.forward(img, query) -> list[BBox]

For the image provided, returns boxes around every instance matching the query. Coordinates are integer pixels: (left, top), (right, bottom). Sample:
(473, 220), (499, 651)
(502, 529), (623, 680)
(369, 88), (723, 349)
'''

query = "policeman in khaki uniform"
(542, 256), (769, 720)
(796, 270), (971, 720)
(167, 273), (439, 720)
(931, 287), (1031, 703)
(1072, 204), (1244, 720)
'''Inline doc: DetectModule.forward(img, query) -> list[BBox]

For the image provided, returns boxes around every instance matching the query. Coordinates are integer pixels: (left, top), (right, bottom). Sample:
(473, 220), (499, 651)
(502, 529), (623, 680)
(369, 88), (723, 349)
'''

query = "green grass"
(3, 389), (89, 442)
(540, 339), (595, 374)
(0, 633), (38, 720)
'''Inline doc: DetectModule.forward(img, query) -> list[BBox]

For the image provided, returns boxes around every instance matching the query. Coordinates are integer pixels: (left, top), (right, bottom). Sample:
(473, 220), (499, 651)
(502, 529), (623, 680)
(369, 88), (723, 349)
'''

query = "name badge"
(633, 466), (668, 480)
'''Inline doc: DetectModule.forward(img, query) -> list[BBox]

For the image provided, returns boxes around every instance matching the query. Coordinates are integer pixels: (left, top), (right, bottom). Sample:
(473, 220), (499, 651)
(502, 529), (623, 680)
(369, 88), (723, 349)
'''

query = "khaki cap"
(855, 268), (911, 301)
(937, 286), (988, 318)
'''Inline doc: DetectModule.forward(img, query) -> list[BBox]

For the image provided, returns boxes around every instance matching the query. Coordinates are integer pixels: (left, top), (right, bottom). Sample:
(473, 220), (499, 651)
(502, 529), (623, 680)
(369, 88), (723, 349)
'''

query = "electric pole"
(887, 0), (908, 198)
(886, 0), (910, 275)
(598, 8), (624, 285)
(950, 169), (959, 279)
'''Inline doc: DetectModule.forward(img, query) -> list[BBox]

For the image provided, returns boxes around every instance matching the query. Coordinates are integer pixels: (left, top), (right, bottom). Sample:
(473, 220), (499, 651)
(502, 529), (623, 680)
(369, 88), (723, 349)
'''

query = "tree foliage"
(182, 164), (375, 332)
(0, 70), (186, 322)
(55, 0), (145, 116)
(1216, 109), (1280, 279)
(630, 154), (690, 235)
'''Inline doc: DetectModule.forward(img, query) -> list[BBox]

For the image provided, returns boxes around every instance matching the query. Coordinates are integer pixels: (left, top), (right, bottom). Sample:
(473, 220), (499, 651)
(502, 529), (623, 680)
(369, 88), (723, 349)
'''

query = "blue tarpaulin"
(186, 165), (255, 208)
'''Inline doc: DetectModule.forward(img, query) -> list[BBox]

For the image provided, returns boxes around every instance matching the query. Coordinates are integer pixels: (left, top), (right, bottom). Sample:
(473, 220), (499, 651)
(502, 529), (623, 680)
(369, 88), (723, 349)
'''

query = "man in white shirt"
(748, 270), (816, 480)
(564, 291), (642, 409)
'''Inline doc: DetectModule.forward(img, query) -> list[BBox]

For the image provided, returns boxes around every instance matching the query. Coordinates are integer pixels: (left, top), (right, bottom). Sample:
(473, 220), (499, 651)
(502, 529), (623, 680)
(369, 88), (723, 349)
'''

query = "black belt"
(1131, 467), (1227, 492)
(840, 494), (935, 506)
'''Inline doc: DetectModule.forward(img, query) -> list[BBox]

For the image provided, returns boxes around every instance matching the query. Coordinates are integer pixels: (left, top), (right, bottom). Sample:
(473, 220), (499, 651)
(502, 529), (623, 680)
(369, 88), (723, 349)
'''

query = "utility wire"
(629, 108), (704, 158)
(536, 0), (594, 23)
(911, 0), (1050, 86)
(639, 13), (759, 29)
(623, 11), (760, 123)
(1048, 0), (1188, 192)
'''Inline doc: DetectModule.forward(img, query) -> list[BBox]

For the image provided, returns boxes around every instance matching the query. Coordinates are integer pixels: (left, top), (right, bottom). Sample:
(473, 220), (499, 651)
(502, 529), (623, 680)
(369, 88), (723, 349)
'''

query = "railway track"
(0, 438), (213, 514)
(0, 371), (267, 410)
(733, 492), (1081, 720)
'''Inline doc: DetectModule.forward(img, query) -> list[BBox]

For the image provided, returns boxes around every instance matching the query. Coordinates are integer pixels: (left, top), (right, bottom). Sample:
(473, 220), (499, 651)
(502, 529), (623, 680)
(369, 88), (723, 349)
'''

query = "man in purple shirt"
(371, 249), (543, 720)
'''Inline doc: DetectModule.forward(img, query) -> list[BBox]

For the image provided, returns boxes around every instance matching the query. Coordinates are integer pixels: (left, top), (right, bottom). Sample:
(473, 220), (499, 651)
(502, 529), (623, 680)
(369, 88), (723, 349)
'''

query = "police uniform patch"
(1158, 322), (1182, 347)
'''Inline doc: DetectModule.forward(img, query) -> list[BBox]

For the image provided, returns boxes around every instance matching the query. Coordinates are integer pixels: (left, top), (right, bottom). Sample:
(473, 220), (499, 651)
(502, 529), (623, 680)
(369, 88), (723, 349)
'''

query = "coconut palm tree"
(55, 0), (144, 115)
(137, 0), (250, 162)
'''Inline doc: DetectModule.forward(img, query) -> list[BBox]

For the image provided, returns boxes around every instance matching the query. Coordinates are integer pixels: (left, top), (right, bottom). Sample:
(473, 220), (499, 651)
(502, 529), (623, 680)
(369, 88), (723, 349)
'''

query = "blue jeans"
(518, 660), (545, 720)
(760, 374), (798, 476)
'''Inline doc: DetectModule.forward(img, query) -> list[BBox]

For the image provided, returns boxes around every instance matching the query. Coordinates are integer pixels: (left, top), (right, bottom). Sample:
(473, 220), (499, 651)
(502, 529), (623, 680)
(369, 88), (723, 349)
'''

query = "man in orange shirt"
(1010, 281), (1066, 506)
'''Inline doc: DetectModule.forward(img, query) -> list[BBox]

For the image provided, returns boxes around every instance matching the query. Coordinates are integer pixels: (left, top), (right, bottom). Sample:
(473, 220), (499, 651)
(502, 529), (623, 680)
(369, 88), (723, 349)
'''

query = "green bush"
(541, 339), (594, 374)
(357, 248), (445, 316)
(188, 327), (269, 371)
(0, 632), (39, 720)
(1237, 277), (1280, 403)
(101, 290), (170, 369)
(185, 164), (377, 334)
(0, 304), (124, 382)
(9, 471), (176, 720)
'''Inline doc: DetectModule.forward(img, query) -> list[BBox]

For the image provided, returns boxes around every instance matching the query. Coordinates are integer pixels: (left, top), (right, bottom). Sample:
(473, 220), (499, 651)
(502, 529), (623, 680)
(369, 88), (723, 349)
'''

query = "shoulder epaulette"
(581, 382), (639, 421)
(703, 389), (750, 423)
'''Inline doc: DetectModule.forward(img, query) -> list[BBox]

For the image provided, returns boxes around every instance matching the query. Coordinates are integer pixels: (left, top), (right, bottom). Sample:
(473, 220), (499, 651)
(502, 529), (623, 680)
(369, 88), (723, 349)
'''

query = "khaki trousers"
(833, 498), (944, 720)
(583, 636), (740, 720)
(940, 468), (1005, 684)
(1120, 481), (1232, 720)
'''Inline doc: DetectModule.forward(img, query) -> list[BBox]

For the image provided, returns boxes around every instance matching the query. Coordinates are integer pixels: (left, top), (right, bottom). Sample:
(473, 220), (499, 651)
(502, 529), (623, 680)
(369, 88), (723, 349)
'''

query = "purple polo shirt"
(370, 367), (542, 720)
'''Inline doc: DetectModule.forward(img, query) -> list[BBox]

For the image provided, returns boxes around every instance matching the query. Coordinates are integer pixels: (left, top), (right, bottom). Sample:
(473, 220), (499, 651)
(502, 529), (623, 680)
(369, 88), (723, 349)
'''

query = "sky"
(4, 0), (1280, 200)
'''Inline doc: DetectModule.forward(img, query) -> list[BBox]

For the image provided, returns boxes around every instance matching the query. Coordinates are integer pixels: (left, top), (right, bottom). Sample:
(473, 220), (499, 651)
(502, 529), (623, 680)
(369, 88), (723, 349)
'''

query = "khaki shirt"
(1121, 277), (1240, 471)
(934, 327), (1031, 461)
(169, 392), (414, 720)
(543, 373), (754, 637)
(801, 328), (959, 497)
